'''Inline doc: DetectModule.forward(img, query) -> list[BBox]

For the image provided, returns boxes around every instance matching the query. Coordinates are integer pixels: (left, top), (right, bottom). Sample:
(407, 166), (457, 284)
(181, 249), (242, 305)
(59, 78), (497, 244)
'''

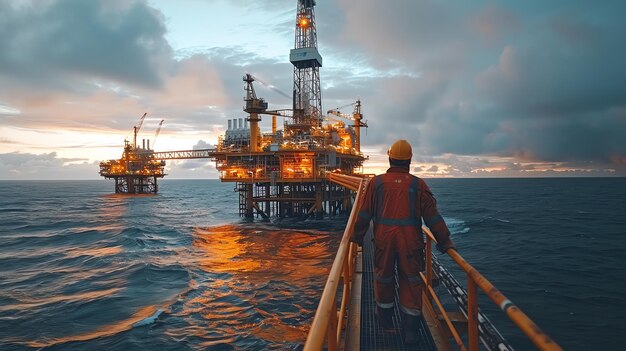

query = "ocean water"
(1, 178), (625, 350)
(429, 178), (626, 351)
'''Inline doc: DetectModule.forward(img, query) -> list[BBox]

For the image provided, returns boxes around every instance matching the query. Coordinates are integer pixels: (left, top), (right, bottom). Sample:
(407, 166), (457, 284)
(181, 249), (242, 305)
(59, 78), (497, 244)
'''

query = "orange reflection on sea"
(181, 223), (341, 345)
(251, 315), (309, 344)
(192, 224), (338, 281)
(193, 225), (261, 273)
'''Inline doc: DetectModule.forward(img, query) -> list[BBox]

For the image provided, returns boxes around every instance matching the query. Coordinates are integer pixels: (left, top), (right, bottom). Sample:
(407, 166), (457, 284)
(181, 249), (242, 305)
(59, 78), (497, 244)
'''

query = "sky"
(1, 0), (625, 179)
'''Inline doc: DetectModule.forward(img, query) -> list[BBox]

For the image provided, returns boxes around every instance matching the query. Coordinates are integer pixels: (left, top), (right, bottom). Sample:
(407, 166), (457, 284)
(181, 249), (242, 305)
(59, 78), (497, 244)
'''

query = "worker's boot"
(375, 305), (394, 332)
(402, 312), (421, 345)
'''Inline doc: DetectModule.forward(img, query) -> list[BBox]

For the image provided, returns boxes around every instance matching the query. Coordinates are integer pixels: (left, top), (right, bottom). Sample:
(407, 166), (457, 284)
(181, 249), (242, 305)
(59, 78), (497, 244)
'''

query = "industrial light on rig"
(298, 17), (310, 28)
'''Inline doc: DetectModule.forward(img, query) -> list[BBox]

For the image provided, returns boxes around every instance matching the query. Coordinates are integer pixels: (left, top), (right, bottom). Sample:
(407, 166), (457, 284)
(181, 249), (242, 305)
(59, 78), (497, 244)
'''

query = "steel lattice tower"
(290, 0), (323, 127)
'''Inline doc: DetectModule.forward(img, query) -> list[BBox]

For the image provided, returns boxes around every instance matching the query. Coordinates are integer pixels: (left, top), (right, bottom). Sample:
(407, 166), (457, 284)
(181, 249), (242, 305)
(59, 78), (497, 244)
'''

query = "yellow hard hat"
(387, 140), (413, 160)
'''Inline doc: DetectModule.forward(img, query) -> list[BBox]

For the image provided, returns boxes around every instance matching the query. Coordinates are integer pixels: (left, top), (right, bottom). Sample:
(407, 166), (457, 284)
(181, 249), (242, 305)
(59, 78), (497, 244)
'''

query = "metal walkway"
(360, 230), (437, 351)
(305, 173), (561, 351)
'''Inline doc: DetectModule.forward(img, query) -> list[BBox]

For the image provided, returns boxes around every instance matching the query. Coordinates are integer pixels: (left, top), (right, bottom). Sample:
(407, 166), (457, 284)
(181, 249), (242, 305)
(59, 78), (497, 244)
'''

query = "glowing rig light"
(298, 17), (310, 28)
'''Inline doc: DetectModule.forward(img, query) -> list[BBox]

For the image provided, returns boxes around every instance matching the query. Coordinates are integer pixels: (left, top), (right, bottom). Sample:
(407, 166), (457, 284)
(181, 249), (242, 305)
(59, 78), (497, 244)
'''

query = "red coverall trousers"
(351, 167), (454, 315)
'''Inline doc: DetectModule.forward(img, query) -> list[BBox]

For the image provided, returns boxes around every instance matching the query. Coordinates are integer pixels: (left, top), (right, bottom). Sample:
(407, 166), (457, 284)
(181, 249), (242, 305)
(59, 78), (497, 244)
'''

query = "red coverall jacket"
(350, 167), (455, 315)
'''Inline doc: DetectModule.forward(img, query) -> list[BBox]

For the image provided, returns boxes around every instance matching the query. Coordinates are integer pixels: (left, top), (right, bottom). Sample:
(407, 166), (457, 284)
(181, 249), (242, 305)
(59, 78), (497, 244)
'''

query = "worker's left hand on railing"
(349, 233), (363, 247)
(436, 240), (456, 254)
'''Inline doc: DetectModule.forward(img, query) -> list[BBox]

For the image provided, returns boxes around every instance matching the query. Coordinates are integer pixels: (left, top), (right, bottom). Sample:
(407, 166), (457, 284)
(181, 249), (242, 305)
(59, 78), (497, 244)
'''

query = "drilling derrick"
(290, 0), (323, 128)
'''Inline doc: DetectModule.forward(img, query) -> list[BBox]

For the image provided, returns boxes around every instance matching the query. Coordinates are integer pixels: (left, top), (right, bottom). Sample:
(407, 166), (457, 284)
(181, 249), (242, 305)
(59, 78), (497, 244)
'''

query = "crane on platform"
(243, 73), (292, 117)
(151, 119), (165, 150)
(136, 113), (147, 131)
(132, 113), (147, 149)
(243, 73), (297, 151)
(243, 73), (268, 153)
(327, 100), (367, 127)
(326, 100), (367, 152)
(247, 73), (291, 101)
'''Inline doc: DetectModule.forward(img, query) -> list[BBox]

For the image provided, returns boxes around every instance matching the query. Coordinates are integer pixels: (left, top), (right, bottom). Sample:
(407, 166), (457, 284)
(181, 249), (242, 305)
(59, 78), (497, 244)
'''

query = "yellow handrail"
(423, 226), (563, 351)
(304, 174), (365, 351)
(305, 173), (562, 351)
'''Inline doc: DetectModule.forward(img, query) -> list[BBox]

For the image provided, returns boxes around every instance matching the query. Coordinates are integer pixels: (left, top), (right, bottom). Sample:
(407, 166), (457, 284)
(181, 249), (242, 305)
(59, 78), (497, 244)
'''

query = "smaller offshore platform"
(99, 114), (166, 194)
(99, 0), (367, 218)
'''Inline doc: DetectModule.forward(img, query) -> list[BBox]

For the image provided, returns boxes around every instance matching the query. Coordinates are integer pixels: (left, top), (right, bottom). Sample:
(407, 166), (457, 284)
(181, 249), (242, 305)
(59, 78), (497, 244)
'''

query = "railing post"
(328, 305), (338, 351)
(425, 237), (433, 287)
(337, 251), (350, 341)
(347, 244), (352, 274)
(467, 277), (479, 351)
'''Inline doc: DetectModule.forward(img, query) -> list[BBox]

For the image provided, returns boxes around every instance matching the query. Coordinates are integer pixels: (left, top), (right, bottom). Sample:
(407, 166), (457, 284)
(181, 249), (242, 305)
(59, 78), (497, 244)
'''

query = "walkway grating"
(360, 229), (437, 351)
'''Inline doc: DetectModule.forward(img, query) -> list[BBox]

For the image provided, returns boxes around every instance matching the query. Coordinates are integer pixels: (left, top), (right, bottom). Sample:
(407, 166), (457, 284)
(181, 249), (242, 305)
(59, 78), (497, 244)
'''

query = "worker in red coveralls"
(350, 139), (456, 344)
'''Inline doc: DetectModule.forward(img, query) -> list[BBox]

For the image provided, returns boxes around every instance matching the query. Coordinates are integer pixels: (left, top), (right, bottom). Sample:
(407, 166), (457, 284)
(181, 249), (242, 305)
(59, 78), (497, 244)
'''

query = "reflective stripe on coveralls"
(373, 177), (420, 226)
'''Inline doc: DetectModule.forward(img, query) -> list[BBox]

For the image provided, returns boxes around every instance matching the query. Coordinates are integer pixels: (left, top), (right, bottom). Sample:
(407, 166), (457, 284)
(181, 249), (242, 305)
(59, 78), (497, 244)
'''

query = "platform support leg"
(245, 183), (254, 218)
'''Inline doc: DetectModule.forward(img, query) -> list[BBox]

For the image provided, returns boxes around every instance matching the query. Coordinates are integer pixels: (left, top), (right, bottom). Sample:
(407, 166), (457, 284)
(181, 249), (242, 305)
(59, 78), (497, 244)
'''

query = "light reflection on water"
(0, 180), (343, 350)
(193, 225), (337, 279)
(3, 223), (340, 350)
(165, 224), (340, 349)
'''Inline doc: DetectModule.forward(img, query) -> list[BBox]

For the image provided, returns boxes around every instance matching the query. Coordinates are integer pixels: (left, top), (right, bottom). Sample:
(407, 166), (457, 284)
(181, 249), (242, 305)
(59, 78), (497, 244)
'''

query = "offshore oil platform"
(99, 1), (563, 350)
(100, 0), (366, 219)
(99, 113), (166, 194)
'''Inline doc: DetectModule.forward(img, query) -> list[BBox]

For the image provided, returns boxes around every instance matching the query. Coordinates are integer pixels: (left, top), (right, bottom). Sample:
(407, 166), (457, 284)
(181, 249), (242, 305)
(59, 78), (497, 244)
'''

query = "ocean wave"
(0, 287), (122, 313)
(132, 308), (164, 327)
(21, 304), (169, 348)
(443, 217), (471, 235)
(0, 207), (29, 213)
(4, 179), (623, 349)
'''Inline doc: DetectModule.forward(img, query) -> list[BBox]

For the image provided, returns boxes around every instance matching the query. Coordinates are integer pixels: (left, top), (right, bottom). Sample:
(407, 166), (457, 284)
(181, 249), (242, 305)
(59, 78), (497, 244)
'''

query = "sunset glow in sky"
(1, 0), (625, 179)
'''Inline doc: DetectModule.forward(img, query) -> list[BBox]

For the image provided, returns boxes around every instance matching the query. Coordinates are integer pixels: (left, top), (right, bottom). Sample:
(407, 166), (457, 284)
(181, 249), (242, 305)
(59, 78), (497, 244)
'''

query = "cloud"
(0, 151), (222, 180)
(0, 45), (290, 136)
(466, 15), (626, 163)
(0, 0), (171, 89)
(470, 4), (521, 45)
(0, 152), (97, 179)
(324, 0), (626, 169)
(165, 159), (218, 179)
(0, 104), (21, 115)
(193, 140), (215, 150)
(412, 154), (625, 178)
(0, 0), (177, 135)
(0, 137), (26, 145)
(2, 0), (626, 179)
